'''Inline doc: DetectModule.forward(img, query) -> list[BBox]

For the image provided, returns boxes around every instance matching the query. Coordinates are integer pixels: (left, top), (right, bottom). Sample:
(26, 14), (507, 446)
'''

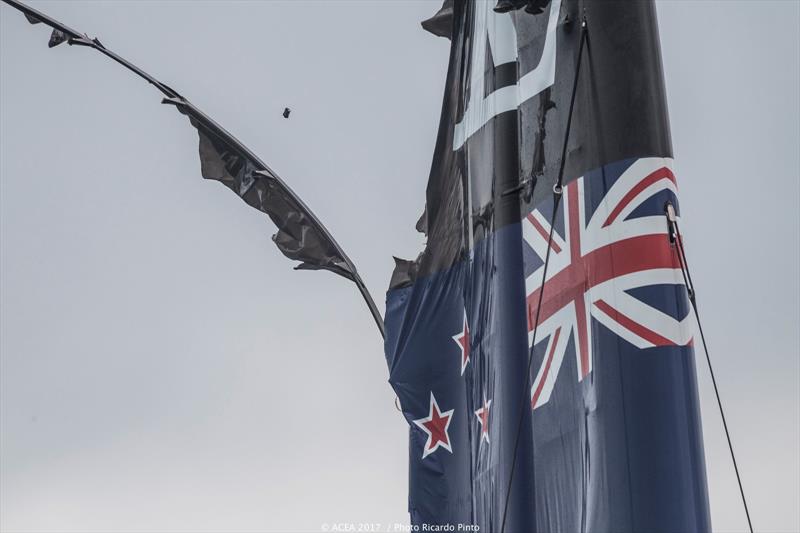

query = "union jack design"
(523, 157), (694, 409)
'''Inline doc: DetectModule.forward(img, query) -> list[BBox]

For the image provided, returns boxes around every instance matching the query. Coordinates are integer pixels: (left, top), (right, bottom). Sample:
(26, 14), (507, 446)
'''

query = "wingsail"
(384, 1), (711, 530)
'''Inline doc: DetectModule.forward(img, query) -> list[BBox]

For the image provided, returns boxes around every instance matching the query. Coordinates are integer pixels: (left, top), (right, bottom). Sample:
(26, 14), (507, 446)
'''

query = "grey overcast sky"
(1, 1), (798, 532)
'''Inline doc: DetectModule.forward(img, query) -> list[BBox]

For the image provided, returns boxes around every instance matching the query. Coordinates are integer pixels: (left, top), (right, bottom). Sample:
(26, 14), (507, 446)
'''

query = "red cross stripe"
(523, 158), (694, 410)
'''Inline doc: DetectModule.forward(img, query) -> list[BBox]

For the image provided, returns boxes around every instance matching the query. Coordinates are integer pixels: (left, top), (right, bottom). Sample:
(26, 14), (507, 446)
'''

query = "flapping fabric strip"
(0, 0), (385, 339)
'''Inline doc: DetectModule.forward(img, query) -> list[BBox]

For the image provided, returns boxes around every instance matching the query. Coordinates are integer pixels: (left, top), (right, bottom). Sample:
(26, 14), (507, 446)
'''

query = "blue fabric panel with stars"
(385, 221), (535, 530)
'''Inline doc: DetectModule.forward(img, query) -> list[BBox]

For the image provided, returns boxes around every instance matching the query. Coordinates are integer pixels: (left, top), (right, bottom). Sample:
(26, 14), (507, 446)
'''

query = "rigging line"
(500, 19), (588, 533)
(667, 204), (754, 533)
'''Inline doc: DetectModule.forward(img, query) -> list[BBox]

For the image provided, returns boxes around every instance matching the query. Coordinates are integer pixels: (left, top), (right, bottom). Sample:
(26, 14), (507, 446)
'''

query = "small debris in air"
(282, 107), (291, 119)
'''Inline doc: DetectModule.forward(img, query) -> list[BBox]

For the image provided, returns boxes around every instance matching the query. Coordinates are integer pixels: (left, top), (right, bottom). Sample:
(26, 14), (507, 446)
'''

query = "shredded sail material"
(167, 103), (356, 280)
(1, 0), (384, 336)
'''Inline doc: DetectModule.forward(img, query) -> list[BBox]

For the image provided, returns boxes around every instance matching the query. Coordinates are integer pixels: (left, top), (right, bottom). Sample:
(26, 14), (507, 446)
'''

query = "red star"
(474, 394), (492, 444)
(452, 314), (470, 375)
(413, 392), (455, 459)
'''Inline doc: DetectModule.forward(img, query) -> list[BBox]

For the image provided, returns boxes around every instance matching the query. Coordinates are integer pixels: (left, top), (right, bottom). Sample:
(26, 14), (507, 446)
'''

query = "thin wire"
(670, 212), (754, 533)
(500, 21), (588, 533)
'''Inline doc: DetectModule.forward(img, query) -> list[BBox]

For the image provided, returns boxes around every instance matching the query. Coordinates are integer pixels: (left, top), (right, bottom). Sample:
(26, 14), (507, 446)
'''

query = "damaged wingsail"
(384, 1), (711, 531)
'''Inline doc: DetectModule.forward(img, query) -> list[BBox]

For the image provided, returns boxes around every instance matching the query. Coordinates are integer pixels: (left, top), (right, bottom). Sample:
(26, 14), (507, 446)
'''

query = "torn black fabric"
(182, 111), (355, 281)
(421, 0), (454, 39)
(389, 256), (419, 290)
(48, 28), (67, 47)
(3, 0), (385, 337)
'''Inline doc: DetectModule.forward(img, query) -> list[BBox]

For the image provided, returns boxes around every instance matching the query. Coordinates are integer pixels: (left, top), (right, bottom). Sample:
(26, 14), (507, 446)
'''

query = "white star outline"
(474, 393), (492, 445)
(413, 392), (455, 459)
(451, 310), (470, 376)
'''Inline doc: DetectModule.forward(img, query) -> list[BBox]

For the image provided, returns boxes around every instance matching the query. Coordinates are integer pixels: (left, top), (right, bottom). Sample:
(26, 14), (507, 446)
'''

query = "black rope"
(500, 20), (588, 533)
(666, 204), (754, 533)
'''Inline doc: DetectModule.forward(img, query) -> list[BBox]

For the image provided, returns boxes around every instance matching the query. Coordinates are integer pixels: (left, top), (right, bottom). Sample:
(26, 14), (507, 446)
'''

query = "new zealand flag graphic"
(384, 158), (710, 532)
(522, 158), (710, 532)
(384, 1), (711, 531)
(525, 157), (692, 411)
